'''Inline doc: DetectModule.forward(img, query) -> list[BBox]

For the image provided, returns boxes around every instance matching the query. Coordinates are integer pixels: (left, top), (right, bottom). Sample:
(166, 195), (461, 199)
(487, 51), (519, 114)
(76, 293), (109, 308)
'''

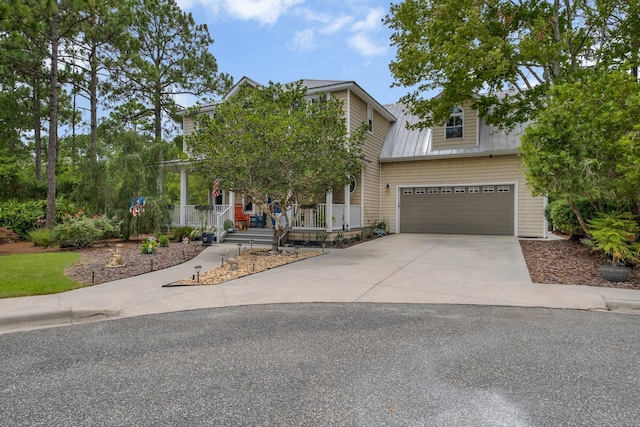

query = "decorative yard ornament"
(128, 196), (146, 217)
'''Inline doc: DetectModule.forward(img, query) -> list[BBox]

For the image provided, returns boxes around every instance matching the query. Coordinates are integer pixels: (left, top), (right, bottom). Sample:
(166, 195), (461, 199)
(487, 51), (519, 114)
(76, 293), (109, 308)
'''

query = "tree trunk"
(90, 41), (98, 165)
(33, 74), (42, 181)
(45, 6), (59, 229)
(567, 198), (590, 239)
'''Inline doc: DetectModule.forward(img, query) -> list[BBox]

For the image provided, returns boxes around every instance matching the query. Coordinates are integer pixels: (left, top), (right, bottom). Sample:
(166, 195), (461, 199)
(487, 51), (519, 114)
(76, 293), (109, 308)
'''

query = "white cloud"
(223, 0), (304, 26)
(319, 14), (353, 35)
(290, 28), (317, 51)
(177, 0), (302, 25)
(352, 7), (385, 32)
(347, 32), (387, 57)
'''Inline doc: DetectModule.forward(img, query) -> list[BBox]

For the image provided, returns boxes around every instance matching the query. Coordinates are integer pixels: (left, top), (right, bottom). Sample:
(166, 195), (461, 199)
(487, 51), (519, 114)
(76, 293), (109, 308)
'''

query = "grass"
(0, 253), (83, 298)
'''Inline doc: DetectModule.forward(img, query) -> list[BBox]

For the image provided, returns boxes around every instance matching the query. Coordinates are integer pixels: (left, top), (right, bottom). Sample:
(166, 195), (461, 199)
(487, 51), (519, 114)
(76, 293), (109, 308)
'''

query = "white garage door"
(399, 185), (515, 235)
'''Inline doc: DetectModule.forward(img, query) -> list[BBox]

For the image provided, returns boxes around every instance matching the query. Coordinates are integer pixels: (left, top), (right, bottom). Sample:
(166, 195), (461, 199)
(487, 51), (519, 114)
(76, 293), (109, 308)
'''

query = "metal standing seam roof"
(380, 103), (527, 162)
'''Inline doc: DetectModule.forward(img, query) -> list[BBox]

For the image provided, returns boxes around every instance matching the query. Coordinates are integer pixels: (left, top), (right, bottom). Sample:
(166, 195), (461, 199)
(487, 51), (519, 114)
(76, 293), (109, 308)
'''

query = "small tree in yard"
(187, 81), (366, 251)
(520, 71), (640, 235)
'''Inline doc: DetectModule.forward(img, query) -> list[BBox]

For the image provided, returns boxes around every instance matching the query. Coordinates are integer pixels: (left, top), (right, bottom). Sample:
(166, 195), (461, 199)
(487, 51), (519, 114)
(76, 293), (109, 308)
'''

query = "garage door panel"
(400, 185), (514, 235)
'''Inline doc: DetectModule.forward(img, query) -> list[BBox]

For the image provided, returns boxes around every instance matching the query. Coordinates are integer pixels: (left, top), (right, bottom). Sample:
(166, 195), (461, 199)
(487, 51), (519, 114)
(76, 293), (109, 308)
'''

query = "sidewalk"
(1, 234), (639, 334)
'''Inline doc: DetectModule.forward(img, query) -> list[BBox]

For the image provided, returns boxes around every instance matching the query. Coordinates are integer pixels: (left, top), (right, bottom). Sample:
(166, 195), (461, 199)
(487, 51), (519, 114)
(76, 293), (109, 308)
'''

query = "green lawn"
(0, 253), (83, 298)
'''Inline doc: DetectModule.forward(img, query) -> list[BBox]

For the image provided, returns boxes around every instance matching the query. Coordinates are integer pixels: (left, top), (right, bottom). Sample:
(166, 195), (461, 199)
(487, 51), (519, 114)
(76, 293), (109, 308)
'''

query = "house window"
(415, 188), (426, 194)
(349, 176), (356, 193)
(498, 186), (510, 193)
(367, 105), (373, 133)
(483, 186), (495, 193)
(446, 106), (464, 139)
(468, 187), (479, 193)
(403, 188), (413, 195)
(428, 188), (439, 194)
(454, 187), (465, 193)
(441, 187), (452, 194)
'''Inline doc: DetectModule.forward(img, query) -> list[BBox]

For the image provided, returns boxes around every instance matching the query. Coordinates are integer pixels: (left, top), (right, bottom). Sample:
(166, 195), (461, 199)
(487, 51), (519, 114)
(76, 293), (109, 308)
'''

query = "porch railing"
(172, 203), (362, 231)
(170, 205), (229, 228)
(292, 204), (361, 230)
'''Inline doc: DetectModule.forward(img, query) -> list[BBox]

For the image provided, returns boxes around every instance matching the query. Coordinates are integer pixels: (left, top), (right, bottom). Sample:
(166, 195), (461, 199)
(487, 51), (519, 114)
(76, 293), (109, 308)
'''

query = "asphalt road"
(1, 303), (639, 426)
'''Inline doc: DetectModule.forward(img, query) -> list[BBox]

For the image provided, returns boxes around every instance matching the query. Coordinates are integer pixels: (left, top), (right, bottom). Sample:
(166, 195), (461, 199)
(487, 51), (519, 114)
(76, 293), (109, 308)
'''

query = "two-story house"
(171, 77), (546, 240)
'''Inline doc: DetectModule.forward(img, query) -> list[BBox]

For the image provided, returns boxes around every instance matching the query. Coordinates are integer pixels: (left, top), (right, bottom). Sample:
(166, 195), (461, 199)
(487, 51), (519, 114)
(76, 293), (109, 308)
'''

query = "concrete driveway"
(2, 234), (639, 333)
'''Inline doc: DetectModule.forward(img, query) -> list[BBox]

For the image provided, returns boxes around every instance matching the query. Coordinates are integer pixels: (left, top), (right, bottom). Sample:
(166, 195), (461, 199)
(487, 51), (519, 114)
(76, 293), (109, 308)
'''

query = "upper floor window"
(446, 106), (464, 139)
(367, 105), (373, 133)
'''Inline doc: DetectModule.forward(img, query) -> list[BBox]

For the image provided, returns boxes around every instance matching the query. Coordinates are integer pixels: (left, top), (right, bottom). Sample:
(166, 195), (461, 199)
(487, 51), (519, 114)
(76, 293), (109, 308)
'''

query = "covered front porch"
(170, 202), (363, 232)
(167, 161), (363, 231)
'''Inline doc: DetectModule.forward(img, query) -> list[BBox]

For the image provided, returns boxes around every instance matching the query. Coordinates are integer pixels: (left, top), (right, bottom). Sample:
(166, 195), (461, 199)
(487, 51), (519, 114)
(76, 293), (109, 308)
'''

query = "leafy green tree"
(106, 0), (230, 146)
(385, 0), (639, 128)
(520, 71), (640, 233)
(187, 81), (366, 250)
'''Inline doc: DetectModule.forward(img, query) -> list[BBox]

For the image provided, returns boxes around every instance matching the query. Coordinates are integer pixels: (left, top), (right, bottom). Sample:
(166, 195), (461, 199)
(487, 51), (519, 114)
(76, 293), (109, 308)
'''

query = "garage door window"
(498, 186), (510, 193)
(441, 187), (452, 194)
(469, 187), (479, 193)
(403, 188), (413, 195)
(483, 186), (494, 193)
(416, 188), (426, 194)
(428, 188), (438, 194)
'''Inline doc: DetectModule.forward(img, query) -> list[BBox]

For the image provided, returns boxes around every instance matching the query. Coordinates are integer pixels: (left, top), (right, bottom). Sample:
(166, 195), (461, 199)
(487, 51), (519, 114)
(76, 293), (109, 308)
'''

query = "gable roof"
(298, 79), (396, 122)
(380, 103), (527, 162)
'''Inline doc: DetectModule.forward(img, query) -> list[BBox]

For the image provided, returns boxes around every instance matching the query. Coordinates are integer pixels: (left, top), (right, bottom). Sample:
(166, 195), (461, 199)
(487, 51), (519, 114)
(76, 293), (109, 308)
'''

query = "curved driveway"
(1, 234), (639, 333)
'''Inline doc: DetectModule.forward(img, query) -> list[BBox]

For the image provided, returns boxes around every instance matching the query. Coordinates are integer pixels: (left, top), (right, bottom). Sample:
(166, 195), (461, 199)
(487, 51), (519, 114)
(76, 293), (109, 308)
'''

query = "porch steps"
(223, 228), (273, 247)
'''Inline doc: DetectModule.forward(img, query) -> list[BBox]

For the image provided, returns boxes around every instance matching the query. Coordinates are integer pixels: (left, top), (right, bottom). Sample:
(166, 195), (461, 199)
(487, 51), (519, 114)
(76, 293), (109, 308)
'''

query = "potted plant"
(588, 212), (640, 282)
(201, 226), (216, 246)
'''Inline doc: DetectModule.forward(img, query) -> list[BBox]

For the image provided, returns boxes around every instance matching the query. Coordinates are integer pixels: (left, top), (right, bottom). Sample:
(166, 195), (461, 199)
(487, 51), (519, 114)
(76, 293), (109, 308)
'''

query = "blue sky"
(174, 0), (414, 107)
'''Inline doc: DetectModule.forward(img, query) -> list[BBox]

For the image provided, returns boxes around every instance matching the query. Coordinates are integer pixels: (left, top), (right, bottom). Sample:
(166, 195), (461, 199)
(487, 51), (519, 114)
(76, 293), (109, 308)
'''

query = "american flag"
(211, 179), (220, 199)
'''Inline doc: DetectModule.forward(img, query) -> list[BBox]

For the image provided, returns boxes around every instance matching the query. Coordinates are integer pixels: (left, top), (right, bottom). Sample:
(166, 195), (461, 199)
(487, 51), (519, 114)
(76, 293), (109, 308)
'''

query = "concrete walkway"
(1, 234), (639, 333)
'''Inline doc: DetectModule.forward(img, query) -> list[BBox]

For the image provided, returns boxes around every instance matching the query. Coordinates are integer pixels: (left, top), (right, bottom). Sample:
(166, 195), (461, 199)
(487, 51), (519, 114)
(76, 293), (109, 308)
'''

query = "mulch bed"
(64, 240), (205, 285)
(520, 238), (640, 290)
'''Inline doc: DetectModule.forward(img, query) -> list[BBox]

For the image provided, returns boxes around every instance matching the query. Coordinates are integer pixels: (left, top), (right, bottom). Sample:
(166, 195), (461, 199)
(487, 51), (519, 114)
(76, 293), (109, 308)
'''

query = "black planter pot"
(599, 265), (631, 282)
(201, 232), (216, 246)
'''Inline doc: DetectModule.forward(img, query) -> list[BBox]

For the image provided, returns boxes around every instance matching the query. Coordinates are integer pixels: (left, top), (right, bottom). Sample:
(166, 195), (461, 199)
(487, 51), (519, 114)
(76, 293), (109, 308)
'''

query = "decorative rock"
(224, 249), (239, 271)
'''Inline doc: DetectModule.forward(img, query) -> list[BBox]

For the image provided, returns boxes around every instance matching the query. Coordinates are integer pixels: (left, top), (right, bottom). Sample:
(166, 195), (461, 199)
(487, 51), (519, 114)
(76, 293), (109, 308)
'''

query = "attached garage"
(399, 184), (515, 235)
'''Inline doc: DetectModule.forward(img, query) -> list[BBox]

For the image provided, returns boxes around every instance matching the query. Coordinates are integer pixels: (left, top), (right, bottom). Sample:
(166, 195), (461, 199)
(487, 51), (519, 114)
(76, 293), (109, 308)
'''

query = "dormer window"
(446, 106), (464, 139)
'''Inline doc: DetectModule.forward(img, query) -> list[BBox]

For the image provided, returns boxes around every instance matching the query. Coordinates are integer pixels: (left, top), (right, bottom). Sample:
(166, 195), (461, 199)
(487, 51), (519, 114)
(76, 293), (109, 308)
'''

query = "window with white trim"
(415, 188), (426, 194)
(498, 185), (510, 193)
(403, 188), (413, 195)
(468, 187), (479, 193)
(454, 187), (465, 193)
(367, 105), (373, 133)
(441, 187), (452, 194)
(446, 106), (464, 139)
(483, 186), (495, 193)
(428, 188), (438, 194)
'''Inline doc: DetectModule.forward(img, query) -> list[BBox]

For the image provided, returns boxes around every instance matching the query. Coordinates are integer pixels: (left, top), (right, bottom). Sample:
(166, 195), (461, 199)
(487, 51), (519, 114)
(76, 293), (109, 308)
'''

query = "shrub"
(547, 199), (597, 236)
(0, 199), (46, 238)
(54, 211), (117, 248)
(140, 236), (158, 254)
(158, 234), (169, 247)
(223, 219), (233, 230)
(588, 212), (640, 266)
(28, 229), (56, 248)
(172, 226), (194, 242)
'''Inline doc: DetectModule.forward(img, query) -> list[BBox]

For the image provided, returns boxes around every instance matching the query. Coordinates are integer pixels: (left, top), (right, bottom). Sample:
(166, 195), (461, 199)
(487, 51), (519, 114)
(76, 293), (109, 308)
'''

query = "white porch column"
(229, 191), (236, 226)
(179, 166), (188, 226)
(325, 191), (333, 232)
(344, 183), (351, 231)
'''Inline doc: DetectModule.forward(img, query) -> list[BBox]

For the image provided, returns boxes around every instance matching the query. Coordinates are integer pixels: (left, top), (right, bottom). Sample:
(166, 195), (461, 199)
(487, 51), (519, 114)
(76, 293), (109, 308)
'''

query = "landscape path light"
(194, 265), (202, 282)
(89, 263), (98, 284)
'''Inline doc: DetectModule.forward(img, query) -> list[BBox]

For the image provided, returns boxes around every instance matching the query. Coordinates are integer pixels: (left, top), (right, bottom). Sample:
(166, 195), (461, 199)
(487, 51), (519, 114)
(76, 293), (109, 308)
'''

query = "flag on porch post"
(211, 179), (220, 199)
